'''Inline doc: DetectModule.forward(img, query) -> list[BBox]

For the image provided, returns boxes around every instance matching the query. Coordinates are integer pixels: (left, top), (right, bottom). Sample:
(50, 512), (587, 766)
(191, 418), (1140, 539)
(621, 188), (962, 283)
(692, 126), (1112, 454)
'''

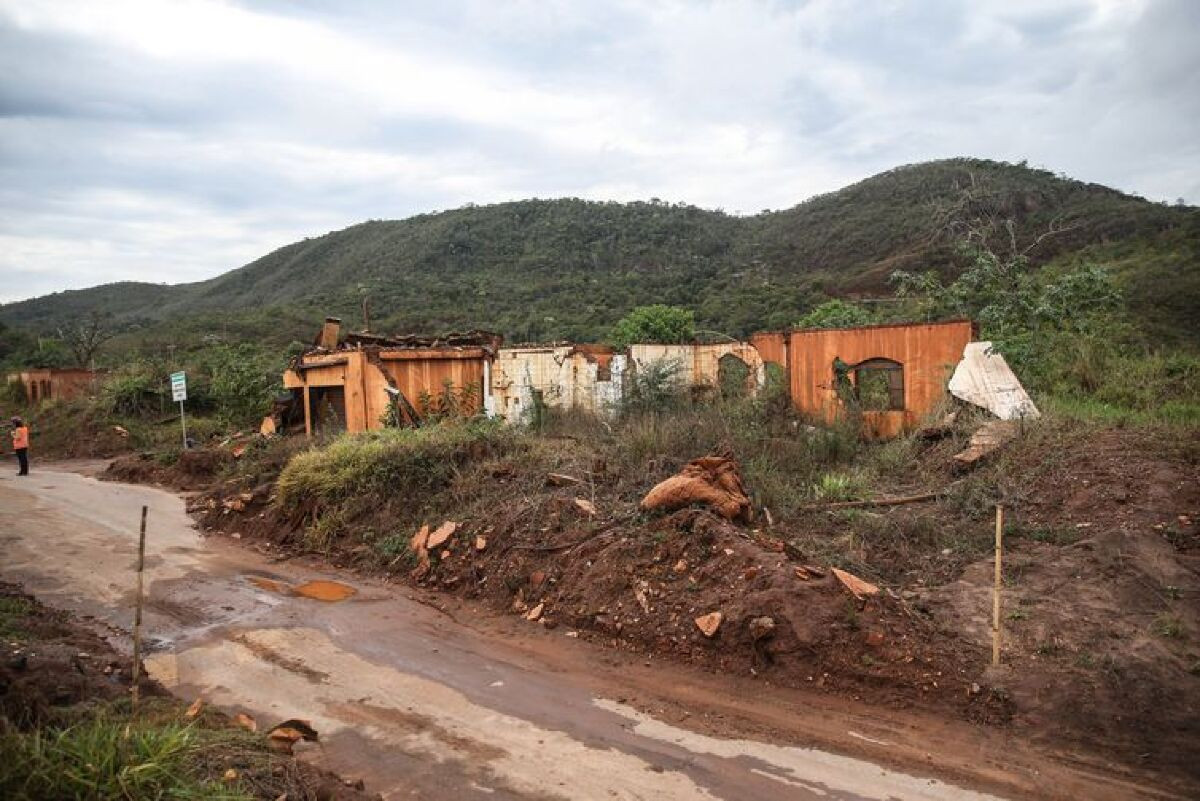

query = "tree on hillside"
(0, 321), (35, 364)
(892, 196), (1129, 388)
(796, 299), (874, 329)
(609, 305), (695, 348)
(58, 311), (115, 367)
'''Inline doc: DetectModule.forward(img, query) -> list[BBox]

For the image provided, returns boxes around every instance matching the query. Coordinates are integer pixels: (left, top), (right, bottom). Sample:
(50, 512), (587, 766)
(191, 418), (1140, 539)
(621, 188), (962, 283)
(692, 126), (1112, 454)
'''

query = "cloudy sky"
(1, 0), (1197, 303)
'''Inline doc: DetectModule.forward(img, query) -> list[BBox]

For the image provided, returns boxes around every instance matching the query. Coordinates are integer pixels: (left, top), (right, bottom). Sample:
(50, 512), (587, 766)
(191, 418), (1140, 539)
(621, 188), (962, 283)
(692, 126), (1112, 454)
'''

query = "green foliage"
(202, 344), (285, 426)
(415, 380), (481, 422)
(0, 376), (27, 407)
(0, 596), (33, 641)
(890, 221), (1200, 421)
(796, 299), (874, 329)
(811, 472), (866, 502)
(277, 419), (523, 542)
(0, 332), (72, 370)
(621, 358), (685, 414)
(0, 708), (251, 801)
(99, 362), (169, 417)
(609, 305), (695, 348)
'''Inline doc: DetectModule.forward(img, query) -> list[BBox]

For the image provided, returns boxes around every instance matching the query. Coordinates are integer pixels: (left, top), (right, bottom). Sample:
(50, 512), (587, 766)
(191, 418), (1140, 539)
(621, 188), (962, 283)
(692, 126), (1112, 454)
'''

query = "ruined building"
(282, 317), (977, 438)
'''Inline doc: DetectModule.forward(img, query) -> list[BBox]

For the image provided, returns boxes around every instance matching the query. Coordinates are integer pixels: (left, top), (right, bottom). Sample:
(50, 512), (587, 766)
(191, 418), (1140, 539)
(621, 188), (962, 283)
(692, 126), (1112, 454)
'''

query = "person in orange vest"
(10, 416), (29, 476)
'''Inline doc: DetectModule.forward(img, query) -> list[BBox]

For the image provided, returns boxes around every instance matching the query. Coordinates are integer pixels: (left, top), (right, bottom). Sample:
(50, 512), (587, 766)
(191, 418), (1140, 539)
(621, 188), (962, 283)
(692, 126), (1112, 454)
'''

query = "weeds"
(0, 704), (253, 801)
(812, 472), (865, 502)
(1153, 613), (1184, 639)
(0, 596), (33, 641)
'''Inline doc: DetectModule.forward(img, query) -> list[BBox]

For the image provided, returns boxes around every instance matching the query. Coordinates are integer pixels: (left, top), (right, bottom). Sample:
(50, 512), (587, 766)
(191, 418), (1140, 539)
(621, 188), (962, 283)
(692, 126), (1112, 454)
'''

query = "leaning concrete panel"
(948, 341), (1041, 420)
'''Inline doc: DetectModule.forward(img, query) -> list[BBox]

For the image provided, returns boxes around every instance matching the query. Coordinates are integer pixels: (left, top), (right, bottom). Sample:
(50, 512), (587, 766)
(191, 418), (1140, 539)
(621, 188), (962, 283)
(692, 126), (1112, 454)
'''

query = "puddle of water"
(293, 580), (357, 602)
(245, 575), (356, 602)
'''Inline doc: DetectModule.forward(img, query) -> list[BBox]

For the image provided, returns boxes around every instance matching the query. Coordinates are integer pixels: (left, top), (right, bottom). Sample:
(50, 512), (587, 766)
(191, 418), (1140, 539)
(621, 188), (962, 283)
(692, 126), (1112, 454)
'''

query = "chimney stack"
(318, 317), (342, 350)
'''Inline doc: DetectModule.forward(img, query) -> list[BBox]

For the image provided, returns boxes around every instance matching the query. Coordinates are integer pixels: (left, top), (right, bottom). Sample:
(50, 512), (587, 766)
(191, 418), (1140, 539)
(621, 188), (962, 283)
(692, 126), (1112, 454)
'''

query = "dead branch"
(803, 492), (941, 511)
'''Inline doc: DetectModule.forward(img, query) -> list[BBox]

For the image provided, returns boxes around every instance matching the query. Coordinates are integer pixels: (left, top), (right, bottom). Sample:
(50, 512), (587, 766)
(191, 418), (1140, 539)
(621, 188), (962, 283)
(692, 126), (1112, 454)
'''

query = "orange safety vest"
(12, 426), (29, 450)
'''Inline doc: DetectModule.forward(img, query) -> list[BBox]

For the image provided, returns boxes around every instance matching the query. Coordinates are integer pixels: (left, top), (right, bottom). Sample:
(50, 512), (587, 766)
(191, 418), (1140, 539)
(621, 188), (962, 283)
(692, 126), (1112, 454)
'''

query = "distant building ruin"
(282, 316), (977, 438)
(6, 368), (99, 405)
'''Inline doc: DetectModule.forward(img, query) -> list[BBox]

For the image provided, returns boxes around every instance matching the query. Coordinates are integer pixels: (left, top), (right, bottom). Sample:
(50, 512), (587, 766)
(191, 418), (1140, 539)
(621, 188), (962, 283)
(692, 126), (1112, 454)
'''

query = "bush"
(203, 344), (285, 426)
(609, 305), (695, 349)
(796, 299), (874, 329)
(621, 358), (685, 415)
(98, 363), (168, 417)
(0, 377), (27, 407)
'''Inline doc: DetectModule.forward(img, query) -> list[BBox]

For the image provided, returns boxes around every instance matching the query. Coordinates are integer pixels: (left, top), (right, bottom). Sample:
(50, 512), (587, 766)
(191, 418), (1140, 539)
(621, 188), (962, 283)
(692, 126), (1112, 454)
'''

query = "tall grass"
(277, 418), (523, 509)
(275, 418), (527, 549)
(0, 707), (251, 801)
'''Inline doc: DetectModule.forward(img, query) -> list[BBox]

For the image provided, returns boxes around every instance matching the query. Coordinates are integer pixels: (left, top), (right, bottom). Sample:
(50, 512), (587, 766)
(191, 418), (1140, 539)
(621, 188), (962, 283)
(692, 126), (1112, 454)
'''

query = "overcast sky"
(1, 0), (1197, 304)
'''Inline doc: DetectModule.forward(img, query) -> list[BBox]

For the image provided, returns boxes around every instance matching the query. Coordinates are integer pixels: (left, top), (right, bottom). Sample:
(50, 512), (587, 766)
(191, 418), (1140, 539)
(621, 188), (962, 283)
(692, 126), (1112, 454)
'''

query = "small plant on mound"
(812, 472), (865, 502)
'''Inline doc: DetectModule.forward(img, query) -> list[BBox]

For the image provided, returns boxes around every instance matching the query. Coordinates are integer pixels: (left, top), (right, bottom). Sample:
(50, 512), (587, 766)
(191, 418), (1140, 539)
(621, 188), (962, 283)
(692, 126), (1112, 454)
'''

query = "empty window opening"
(852, 358), (904, 411)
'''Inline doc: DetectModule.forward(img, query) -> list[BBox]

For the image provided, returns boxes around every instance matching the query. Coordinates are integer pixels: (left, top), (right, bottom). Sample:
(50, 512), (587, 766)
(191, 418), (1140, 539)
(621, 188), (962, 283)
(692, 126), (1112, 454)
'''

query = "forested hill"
(3, 158), (1198, 348)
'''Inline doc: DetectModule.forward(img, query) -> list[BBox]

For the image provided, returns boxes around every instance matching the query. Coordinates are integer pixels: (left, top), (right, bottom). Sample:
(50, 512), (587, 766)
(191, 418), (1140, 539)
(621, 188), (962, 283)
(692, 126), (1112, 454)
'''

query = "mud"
(3, 467), (1169, 800)
(247, 575), (357, 602)
(293, 580), (357, 601)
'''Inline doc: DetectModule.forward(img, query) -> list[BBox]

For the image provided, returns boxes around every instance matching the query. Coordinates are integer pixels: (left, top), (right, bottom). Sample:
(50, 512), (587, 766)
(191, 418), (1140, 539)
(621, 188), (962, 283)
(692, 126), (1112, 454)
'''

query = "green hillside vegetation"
(3, 158), (1196, 357)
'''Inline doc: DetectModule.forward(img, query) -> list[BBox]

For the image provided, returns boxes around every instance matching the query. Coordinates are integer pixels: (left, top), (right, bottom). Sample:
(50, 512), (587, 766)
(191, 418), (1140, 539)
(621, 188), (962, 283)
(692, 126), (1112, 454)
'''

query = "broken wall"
(784, 320), (973, 438)
(286, 347), (493, 435)
(491, 345), (626, 424)
(628, 342), (765, 399)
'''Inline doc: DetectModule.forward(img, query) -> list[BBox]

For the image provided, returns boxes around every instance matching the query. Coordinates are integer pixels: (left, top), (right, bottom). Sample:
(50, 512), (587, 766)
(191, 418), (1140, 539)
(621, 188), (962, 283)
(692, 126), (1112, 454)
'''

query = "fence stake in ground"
(131, 504), (148, 711)
(992, 504), (1003, 666)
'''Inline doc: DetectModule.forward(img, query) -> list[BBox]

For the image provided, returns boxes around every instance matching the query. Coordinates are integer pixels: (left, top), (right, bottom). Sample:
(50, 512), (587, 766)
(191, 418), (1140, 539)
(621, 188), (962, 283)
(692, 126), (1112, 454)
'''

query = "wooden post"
(302, 385), (312, 438)
(131, 505), (148, 711)
(992, 504), (1003, 667)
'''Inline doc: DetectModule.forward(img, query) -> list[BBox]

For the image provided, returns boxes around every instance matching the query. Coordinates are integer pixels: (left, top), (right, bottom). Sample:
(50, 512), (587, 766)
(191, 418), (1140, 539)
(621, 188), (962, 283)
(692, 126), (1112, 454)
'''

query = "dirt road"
(0, 467), (1169, 800)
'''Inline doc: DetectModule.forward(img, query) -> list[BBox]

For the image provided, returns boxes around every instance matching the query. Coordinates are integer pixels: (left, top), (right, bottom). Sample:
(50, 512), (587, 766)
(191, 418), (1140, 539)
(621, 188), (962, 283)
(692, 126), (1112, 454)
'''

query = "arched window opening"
(833, 357), (904, 411)
(717, 353), (752, 400)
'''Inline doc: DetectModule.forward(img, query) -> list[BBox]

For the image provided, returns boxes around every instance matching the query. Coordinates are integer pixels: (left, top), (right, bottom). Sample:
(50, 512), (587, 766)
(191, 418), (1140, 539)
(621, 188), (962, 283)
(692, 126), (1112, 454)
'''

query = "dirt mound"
(394, 506), (995, 719)
(106, 448), (233, 490)
(929, 429), (1200, 782)
(0, 584), (133, 727)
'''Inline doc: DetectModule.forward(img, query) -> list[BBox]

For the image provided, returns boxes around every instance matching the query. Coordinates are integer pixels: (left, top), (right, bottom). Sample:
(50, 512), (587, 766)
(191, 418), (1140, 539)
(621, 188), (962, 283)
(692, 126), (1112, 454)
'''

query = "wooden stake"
(131, 505), (148, 711)
(992, 504), (1003, 667)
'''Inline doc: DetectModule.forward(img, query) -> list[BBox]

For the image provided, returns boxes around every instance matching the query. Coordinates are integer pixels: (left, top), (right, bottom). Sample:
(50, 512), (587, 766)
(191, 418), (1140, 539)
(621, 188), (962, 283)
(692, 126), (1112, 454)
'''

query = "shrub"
(203, 344), (285, 426)
(98, 363), (168, 417)
(609, 305), (695, 349)
(621, 358), (685, 415)
(796, 299), (874, 329)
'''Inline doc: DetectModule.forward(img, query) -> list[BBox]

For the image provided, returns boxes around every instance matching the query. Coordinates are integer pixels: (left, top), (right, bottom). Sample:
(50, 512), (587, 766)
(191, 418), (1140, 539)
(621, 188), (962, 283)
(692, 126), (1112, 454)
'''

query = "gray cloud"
(0, 0), (1197, 303)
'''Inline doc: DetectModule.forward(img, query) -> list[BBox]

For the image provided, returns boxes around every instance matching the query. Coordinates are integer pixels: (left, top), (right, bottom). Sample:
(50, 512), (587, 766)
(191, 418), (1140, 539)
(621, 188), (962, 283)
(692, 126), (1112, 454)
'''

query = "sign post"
(170, 371), (188, 449)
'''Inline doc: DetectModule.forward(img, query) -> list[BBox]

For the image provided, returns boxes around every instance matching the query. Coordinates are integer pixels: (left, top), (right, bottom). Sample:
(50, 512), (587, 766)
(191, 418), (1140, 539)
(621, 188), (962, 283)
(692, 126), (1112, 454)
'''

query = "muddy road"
(0, 466), (1171, 800)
